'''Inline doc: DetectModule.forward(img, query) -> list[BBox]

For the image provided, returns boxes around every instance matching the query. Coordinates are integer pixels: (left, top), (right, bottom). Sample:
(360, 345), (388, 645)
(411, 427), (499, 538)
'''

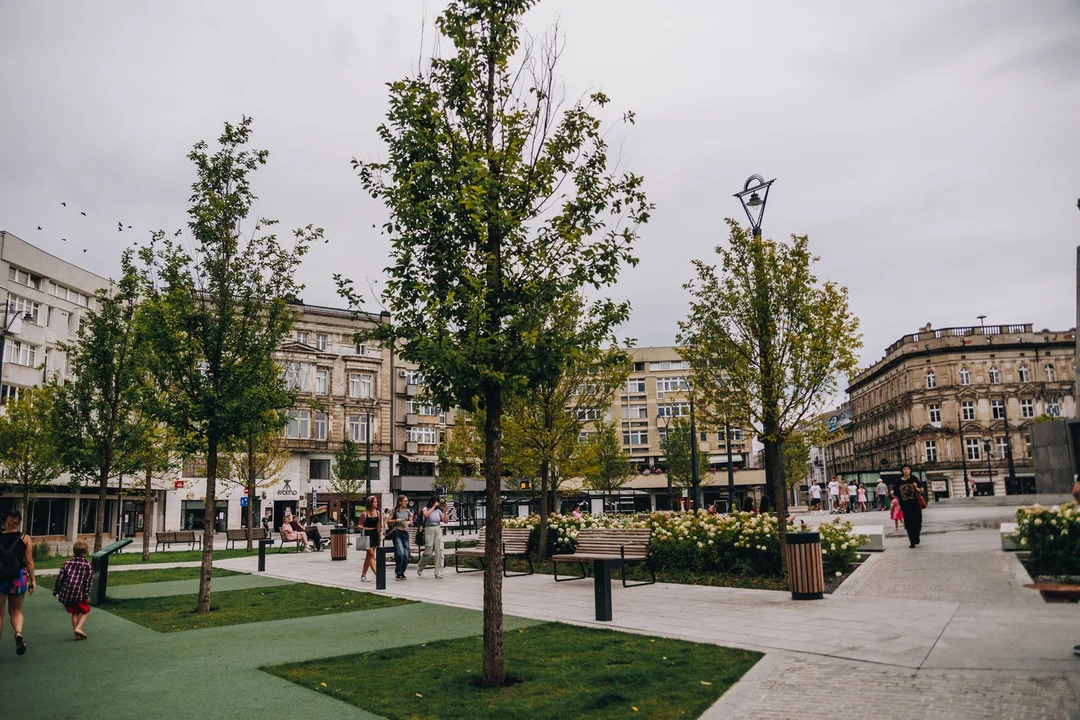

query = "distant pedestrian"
(0, 509), (35, 656)
(895, 465), (925, 548)
(359, 496), (383, 582)
(857, 483), (868, 512)
(848, 481), (859, 513)
(890, 495), (904, 530)
(53, 540), (92, 640)
(875, 478), (889, 511)
(741, 496), (756, 513)
(417, 496), (445, 579)
(809, 483), (823, 515)
(260, 509), (273, 538)
(391, 495), (413, 580)
(828, 477), (840, 513)
(838, 479), (850, 513)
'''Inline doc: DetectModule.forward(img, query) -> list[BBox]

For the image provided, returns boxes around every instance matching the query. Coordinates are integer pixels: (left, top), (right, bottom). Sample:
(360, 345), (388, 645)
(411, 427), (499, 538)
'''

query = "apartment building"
(847, 322), (1076, 497)
(391, 361), (461, 495)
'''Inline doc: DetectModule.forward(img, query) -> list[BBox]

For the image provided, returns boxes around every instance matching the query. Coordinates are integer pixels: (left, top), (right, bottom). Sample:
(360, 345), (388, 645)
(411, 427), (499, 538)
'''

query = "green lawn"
(37, 566), (244, 590)
(102, 582), (410, 632)
(264, 622), (761, 720)
(35, 547), (261, 569)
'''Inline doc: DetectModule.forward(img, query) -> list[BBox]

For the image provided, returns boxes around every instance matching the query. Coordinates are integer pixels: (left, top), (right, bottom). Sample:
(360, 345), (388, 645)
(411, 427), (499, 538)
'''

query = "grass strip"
(37, 566), (244, 590)
(265, 622), (760, 720)
(101, 582), (409, 632)
(35, 547), (266, 569)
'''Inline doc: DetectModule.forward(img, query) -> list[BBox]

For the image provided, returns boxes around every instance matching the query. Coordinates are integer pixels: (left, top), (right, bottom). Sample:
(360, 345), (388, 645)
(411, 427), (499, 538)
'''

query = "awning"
(708, 454), (744, 464)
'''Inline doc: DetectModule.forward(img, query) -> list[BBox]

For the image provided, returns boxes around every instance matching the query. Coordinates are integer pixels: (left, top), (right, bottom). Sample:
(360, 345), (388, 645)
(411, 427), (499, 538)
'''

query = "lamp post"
(982, 438), (994, 497)
(734, 174), (778, 514)
(957, 412), (971, 497)
(725, 420), (736, 512)
(688, 392), (701, 510)
(1000, 395), (1017, 492)
(358, 398), (381, 497)
(657, 414), (674, 510)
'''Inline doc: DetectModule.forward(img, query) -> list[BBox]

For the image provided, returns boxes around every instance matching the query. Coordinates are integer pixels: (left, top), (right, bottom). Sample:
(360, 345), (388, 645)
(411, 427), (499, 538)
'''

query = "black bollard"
(258, 538), (272, 572)
(376, 545), (391, 589)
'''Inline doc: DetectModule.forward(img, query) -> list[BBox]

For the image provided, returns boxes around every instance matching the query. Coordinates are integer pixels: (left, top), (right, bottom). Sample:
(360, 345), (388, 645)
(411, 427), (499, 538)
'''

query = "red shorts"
(64, 602), (91, 615)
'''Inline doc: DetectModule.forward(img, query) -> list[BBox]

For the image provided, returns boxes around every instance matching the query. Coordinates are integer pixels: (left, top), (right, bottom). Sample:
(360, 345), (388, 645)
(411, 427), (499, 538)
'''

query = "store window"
(28, 498), (70, 536)
(78, 499), (113, 535)
(182, 500), (228, 532)
(310, 459), (331, 480)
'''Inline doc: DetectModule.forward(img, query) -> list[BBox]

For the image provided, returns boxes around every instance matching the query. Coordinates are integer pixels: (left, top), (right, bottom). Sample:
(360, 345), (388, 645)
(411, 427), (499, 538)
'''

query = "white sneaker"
(360, 575), (369, 582)
(417, 566), (423, 577)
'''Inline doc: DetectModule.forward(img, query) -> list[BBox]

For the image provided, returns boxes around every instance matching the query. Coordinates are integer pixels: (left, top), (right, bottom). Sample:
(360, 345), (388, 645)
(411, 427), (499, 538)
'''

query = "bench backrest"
(174, 530), (196, 542)
(156, 531), (176, 542)
(574, 528), (652, 558)
(477, 527), (532, 554)
(227, 528), (266, 540)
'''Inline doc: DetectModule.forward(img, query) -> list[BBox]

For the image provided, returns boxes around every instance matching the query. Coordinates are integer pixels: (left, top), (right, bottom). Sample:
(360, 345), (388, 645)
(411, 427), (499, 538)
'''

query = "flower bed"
(1011, 502), (1080, 576)
(504, 511), (867, 578)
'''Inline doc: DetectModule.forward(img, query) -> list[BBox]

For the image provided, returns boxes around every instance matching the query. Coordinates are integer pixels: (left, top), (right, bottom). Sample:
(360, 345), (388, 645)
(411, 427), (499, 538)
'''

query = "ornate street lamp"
(733, 175), (776, 238)
(982, 438), (995, 497)
(357, 397), (381, 497)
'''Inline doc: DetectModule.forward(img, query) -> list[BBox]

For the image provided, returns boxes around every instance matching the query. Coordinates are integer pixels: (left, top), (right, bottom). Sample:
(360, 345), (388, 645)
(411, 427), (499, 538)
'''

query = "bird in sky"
(61, 238), (67, 242)
(61, 202), (66, 207)
(82, 249), (87, 253)
(80, 211), (86, 216)
(37, 226), (41, 230)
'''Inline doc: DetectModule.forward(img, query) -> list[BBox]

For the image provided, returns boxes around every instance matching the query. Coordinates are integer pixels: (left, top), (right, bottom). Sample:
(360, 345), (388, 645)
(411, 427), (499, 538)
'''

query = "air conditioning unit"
(406, 384), (419, 396)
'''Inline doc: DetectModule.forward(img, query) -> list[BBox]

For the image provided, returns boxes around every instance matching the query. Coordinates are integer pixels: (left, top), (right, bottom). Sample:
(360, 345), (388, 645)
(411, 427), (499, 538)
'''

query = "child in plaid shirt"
(53, 541), (92, 640)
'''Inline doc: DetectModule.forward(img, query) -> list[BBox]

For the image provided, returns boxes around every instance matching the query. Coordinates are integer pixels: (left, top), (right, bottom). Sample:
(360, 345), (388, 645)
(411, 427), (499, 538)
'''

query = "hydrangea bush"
(504, 511), (867, 578)
(1011, 502), (1080, 575)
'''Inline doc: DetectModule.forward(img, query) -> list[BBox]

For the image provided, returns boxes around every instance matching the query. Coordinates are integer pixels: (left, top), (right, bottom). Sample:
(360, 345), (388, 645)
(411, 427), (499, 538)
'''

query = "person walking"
(809, 482), (822, 515)
(895, 465), (925, 548)
(0, 510), (35, 656)
(828, 476), (840, 514)
(875, 477), (889, 511)
(856, 483), (868, 512)
(837, 478), (849, 514)
(417, 496), (445, 578)
(359, 496), (383, 582)
(848, 480), (859, 513)
(890, 494), (904, 530)
(53, 540), (93, 640)
(391, 495), (413, 580)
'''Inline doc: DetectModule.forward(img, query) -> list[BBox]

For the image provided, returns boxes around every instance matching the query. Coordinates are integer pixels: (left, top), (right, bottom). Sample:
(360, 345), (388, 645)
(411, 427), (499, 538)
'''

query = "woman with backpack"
(0, 509), (36, 656)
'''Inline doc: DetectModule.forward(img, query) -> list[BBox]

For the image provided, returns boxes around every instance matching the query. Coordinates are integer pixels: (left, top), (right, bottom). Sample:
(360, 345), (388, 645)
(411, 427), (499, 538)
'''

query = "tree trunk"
(246, 471), (256, 553)
(142, 468), (153, 562)
(538, 458), (550, 560)
(764, 435), (788, 573)
(197, 436), (218, 613)
(94, 468), (109, 552)
(21, 487), (30, 534)
(481, 384), (505, 687)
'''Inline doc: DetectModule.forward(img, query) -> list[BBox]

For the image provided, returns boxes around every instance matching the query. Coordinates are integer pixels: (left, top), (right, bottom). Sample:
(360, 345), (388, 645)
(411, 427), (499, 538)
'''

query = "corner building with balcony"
(847, 323), (1076, 497)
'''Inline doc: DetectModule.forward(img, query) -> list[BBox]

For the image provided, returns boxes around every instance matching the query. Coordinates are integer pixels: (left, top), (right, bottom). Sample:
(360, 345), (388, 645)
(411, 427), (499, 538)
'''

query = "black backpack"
(0, 533), (22, 583)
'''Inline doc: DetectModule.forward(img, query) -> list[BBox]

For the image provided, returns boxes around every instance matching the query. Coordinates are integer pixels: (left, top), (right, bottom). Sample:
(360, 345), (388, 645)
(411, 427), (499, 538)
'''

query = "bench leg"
(621, 560), (655, 588)
(502, 552), (533, 578)
(553, 560), (588, 582)
(455, 552), (484, 574)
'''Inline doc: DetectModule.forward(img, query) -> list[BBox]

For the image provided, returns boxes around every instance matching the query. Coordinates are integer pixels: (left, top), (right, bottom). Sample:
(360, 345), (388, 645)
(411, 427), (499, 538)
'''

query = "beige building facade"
(847, 322), (1076, 497)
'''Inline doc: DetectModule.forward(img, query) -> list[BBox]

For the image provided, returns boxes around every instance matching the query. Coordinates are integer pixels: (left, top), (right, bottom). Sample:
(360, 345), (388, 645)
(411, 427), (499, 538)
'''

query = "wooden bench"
(225, 527), (268, 549)
(454, 528), (533, 577)
(277, 529), (304, 552)
(551, 528), (655, 587)
(154, 530), (201, 552)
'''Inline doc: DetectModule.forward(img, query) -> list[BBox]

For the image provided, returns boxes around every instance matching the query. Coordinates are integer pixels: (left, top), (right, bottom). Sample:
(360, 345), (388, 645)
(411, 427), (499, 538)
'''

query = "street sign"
(240, 497), (249, 507)
(310, 490), (317, 507)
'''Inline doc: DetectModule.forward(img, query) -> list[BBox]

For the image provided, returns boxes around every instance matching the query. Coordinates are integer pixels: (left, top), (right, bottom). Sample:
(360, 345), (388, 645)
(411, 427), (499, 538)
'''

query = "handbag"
(916, 490), (927, 510)
(415, 526), (426, 548)
(355, 535), (370, 551)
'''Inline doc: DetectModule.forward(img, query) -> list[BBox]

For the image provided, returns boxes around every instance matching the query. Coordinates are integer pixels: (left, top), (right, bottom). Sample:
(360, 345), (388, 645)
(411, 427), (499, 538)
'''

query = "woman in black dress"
(895, 465), (925, 548)
(360, 495), (383, 582)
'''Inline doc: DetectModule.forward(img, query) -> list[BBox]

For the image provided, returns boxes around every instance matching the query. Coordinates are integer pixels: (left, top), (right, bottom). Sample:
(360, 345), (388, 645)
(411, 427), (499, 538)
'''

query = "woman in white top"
(417, 495), (445, 579)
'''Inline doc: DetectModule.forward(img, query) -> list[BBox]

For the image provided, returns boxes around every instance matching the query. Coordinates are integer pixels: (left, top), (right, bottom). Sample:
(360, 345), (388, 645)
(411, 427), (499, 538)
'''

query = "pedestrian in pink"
(856, 485), (868, 513)
(890, 495), (904, 530)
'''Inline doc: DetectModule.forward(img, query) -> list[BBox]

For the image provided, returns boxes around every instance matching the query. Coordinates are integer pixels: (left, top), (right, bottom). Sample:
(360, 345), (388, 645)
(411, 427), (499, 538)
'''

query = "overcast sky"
(2, 0), (1078, 372)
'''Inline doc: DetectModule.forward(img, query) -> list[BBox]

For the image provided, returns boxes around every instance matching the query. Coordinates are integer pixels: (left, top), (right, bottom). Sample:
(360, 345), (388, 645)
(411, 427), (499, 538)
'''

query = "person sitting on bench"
(294, 516), (323, 551)
(281, 516), (311, 551)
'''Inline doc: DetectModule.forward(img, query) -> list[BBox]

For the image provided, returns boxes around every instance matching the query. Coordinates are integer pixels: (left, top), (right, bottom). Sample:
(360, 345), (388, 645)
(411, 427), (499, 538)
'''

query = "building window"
(995, 436), (1008, 460)
(406, 426), (437, 444)
(576, 408), (603, 421)
(928, 403), (941, 425)
(349, 373), (372, 398)
(656, 403), (691, 418)
(315, 369), (327, 395)
(1018, 365), (1030, 383)
(991, 399), (1005, 420)
(924, 441), (937, 463)
(1021, 398), (1034, 418)
(0, 384), (24, 405)
(4, 340), (37, 367)
(28, 498), (70, 537)
(1047, 398), (1061, 417)
(315, 333), (328, 351)
(962, 401), (975, 421)
(283, 362), (311, 392)
(1044, 364), (1055, 382)
(285, 410), (311, 439)
(623, 430), (649, 446)
(633, 361), (645, 372)
(699, 431), (708, 442)
(621, 404), (648, 419)
(966, 438), (981, 461)
(404, 370), (424, 386)
(7, 266), (42, 290)
(988, 366), (1000, 384)
(406, 401), (441, 416)
(649, 360), (689, 371)
(730, 428), (743, 441)
(626, 378), (646, 393)
(296, 331), (309, 345)
(959, 367), (970, 385)
(7, 295), (40, 325)
(182, 456), (207, 478)
(182, 500), (228, 532)
(313, 412), (327, 441)
(309, 459), (331, 480)
(925, 370), (936, 389)
(349, 415), (371, 443)
(656, 376), (688, 397)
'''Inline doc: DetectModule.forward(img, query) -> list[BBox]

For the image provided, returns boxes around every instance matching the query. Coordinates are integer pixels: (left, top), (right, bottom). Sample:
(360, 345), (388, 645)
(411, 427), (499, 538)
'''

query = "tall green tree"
(338, 0), (649, 686)
(330, 438), (367, 529)
(134, 419), (176, 562)
(678, 220), (860, 553)
(131, 116), (317, 613)
(222, 421), (290, 551)
(436, 413), (481, 495)
(53, 266), (151, 551)
(580, 421), (635, 505)
(0, 387), (65, 533)
(660, 416), (710, 495)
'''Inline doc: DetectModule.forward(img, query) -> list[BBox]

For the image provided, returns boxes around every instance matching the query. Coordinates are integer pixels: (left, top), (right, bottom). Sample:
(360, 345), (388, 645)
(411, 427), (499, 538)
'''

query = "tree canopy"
(0, 387), (65, 533)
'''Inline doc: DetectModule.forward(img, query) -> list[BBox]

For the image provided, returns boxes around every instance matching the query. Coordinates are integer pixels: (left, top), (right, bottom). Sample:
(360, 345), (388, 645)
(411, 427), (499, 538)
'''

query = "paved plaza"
(4, 504), (1078, 718)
